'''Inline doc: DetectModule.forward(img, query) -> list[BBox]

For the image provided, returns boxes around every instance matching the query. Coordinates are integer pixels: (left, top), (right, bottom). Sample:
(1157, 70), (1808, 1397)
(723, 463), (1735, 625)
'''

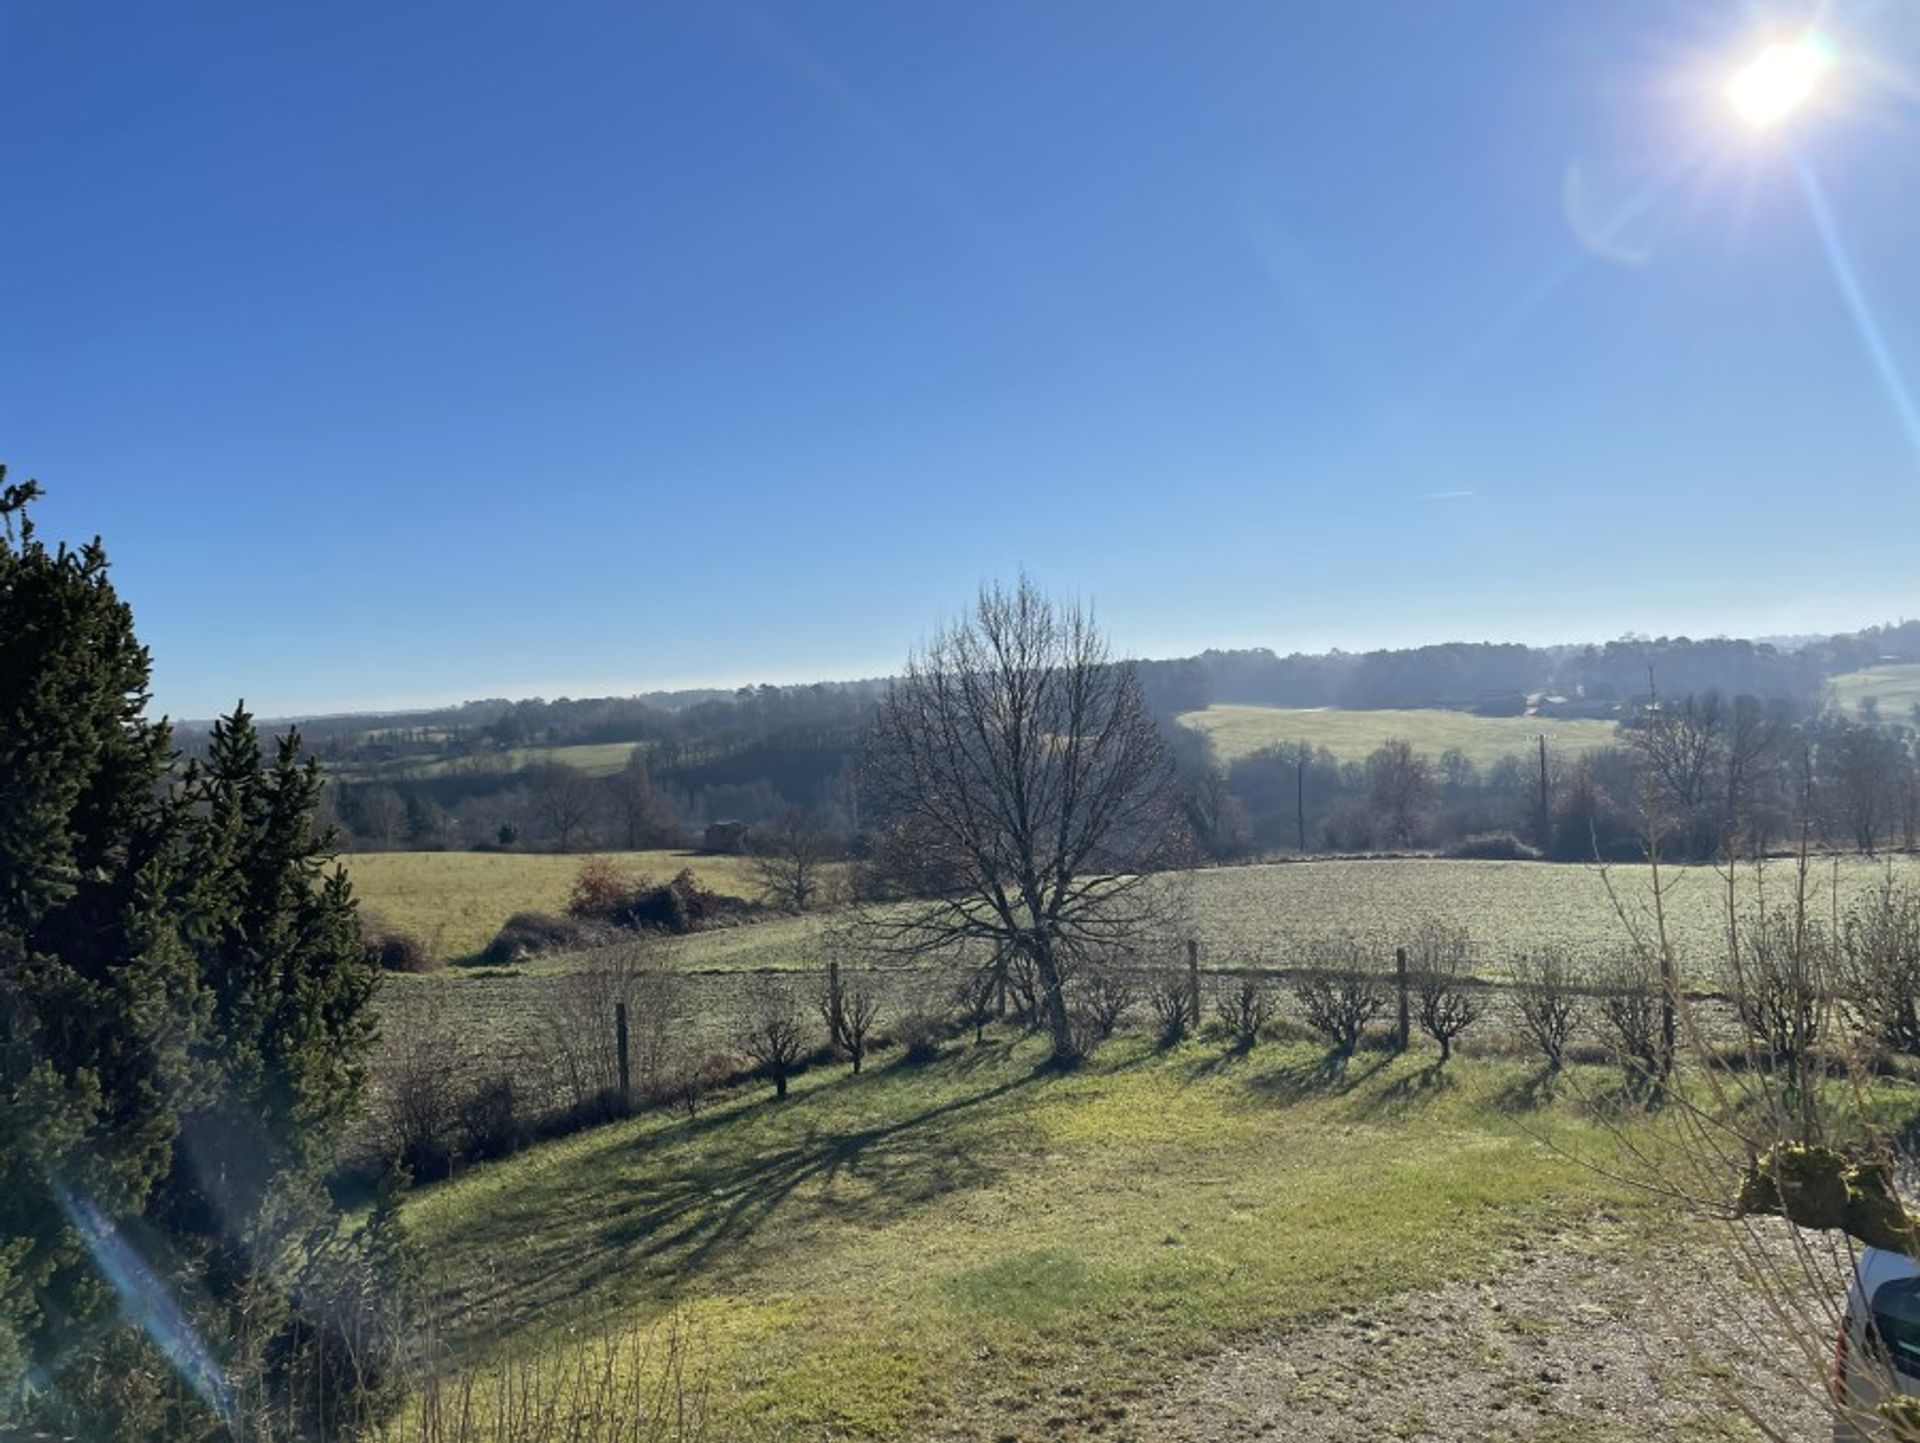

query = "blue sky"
(3, 2), (1917, 718)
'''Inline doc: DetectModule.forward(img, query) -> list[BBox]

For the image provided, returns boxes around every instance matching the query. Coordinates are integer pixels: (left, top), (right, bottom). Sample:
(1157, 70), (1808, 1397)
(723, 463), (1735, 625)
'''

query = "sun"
(1725, 32), (1834, 127)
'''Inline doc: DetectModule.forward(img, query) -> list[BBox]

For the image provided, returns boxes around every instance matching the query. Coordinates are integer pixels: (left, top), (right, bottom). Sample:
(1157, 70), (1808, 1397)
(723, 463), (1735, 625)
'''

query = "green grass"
(344, 849), (770, 960)
(1177, 704), (1621, 768)
(336, 740), (645, 782)
(403, 1034), (1658, 1440)
(1829, 663), (1920, 720)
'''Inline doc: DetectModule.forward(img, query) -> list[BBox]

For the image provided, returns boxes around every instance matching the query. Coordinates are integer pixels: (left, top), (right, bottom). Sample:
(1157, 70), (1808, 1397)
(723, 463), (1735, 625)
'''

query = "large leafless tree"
(748, 808), (838, 912)
(859, 577), (1186, 1063)
(528, 761), (593, 852)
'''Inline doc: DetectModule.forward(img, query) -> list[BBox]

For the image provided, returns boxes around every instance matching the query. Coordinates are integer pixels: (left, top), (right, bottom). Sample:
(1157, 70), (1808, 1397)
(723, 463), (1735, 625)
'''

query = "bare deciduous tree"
(1511, 947), (1580, 1071)
(529, 762), (594, 853)
(355, 784), (408, 849)
(859, 577), (1187, 1064)
(1181, 766), (1251, 860)
(818, 960), (880, 1073)
(1410, 921), (1481, 1061)
(749, 809), (838, 913)
(602, 755), (683, 850)
(1213, 975), (1273, 1047)
(1294, 944), (1388, 1055)
(1594, 947), (1665, 1097)
(1728, 905), (1830, 1107)
(1366, 740), (1433, 849)
(740, 985), (810, 1099)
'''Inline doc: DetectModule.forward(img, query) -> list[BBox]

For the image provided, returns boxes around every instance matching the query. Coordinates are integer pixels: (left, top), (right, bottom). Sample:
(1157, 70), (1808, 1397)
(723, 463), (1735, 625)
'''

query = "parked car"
(1837, 1246), (1920, 1439)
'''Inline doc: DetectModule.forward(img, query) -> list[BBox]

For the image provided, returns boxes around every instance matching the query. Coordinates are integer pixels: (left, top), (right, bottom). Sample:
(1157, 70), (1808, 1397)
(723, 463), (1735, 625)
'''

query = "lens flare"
(1726, 32), (1834, 127)
(56, 1190), (233, 1424)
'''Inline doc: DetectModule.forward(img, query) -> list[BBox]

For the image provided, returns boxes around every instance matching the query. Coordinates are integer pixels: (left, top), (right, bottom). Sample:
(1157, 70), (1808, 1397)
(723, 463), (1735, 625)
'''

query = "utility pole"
(1394, 947), (1410, 1051)
(1536, 734), (1550, 847)
(615, 1001), (632, 1113)
(1296, 752), (1307, 853)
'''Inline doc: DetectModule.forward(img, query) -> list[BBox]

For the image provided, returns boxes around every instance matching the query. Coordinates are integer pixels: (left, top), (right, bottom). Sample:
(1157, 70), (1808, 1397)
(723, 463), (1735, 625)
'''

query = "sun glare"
(1726, 32), (1833, 127)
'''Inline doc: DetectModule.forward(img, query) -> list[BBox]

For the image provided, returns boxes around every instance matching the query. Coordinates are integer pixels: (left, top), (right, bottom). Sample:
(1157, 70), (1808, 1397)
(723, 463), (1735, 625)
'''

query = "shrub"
(481, 910), (594, 965)
(1213, 975), (1273, 1047)
(379, 995), (474, 1180)
(952, 966), (998, 1045)
(1414, 958), (1480, 1061)
(623, 869), (744, 934)
(458, 1073), (522, 1162)
(1842, 879), (1920, 1055)
(1147, 971), (1193, 1045)
(663, 1050), (730, 1118)
(568, 856), (641, 920)
(1511, 947), (1581, 1070)
(1001, 950), (1041, 1029)
(1595, 948), (1666, 1096)
(534, 938), (677, 1116)
(366, 919), (439, 973)
(891, 1005), (946, 1065)
(1320, 800), (1375, 852)
(1295, 946), (1388, 1054)
(1075, 969), (1138, 1043)
(1730, 909), (1829, 1095)
(1444, 832), (1541, 862)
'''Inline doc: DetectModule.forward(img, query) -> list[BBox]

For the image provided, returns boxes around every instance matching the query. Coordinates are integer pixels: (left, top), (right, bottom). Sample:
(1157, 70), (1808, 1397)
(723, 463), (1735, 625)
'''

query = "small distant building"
(703, 820), (750, 854)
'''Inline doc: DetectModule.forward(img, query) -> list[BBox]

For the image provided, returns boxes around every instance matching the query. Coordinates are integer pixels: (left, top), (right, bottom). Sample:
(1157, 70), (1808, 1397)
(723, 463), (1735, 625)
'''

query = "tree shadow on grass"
(435, 1070), (1043, 1343)
(950, 1035), (1022, 1075)
(1491, 1064), (1560, 1115)
(1241, 1048), (1391, 1107)
(1179, 1036), (1262, 1085)
(1349, 1059), (1454, 1119)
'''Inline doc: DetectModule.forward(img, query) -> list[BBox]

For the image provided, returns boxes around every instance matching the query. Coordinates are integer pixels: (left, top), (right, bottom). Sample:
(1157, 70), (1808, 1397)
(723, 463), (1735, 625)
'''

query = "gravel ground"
(1021, 1216), (1838, 1443)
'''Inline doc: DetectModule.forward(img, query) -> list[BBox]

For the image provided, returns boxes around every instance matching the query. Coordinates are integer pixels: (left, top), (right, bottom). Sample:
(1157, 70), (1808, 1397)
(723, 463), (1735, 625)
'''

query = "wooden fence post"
(615, 1001), (632, 1112)
(1394, 947), (1410, 1051)
(1187, 939), (1202, 1029)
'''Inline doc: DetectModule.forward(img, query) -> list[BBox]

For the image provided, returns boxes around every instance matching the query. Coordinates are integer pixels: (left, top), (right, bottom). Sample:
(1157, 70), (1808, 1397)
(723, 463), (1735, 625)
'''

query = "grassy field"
(612, 854), (1920, 977)
(1829, 663), (1920, 720)
(404, 1034), (1676, 1441)
(344, 849), (769, 960)
(1177, 705), (1621, 768)
(361, 855), (1920, 1107)
(339, 739), (644, 782)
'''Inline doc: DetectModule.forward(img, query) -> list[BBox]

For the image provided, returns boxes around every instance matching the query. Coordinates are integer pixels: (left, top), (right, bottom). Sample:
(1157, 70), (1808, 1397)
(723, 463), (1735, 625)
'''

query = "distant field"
(338, 739), (642, 782)
(1177, 704), (1620, 768)
(362, 854), (1920, 1117)
(344, 848), (770, 959)
(644, 854), (1917, 977)
(1830, 663), (1920, 720)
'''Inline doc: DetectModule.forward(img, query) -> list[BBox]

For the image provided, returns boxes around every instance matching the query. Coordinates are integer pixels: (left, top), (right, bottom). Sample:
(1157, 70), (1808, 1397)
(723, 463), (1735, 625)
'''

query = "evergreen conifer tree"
(1, 470), (384, 1439)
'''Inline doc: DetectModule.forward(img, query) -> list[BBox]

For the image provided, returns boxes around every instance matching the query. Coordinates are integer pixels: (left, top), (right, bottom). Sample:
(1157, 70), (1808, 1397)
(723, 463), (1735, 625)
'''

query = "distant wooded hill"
(177, 620), (1920, 858)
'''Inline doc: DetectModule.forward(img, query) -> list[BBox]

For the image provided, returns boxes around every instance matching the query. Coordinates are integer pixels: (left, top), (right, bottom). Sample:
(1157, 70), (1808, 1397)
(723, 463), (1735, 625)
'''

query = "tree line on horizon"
(311, 677), (1920, 868)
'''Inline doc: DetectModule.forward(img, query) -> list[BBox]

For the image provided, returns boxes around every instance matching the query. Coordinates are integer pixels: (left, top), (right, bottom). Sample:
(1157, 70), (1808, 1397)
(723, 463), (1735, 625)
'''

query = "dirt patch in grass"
(1074, 1217), (1824, 1443)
